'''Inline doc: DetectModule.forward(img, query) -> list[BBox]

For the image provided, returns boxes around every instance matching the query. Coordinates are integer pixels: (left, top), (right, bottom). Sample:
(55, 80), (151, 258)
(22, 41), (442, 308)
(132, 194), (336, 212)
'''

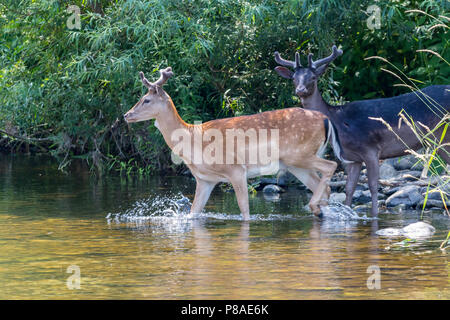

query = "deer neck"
(300, 83), (331, 117)
(154, 97), (190, 149)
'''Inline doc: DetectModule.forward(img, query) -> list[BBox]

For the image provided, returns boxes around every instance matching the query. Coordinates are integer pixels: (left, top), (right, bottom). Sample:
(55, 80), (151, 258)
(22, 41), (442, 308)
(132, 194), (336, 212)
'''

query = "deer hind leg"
(344, 162), (363, 207)
(302, 157), (338, 216)
(190, 178), (217, 215)
(364, 153), (380, 217)
(287, 167), (330, 205)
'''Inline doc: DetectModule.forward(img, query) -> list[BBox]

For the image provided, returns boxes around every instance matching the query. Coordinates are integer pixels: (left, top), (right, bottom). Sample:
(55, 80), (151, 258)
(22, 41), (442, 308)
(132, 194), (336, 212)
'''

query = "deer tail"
(322, 118), (354, 164)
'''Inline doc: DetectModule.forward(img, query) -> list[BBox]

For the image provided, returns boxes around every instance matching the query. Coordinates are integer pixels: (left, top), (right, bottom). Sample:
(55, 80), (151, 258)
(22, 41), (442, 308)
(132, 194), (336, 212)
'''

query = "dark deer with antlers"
(274, 45), (450, 216)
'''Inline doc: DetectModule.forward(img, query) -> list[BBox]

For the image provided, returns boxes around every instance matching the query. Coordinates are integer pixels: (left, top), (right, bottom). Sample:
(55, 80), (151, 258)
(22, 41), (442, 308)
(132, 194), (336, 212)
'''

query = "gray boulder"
(399, 170), (422, 182)
(420, 186), (450, 201)
(379, 162), (398, 179)
(382, 186), (401, 196)
(420, 187), (441, 201)
(417, 199), (449, 209)
(352, 189), (371, 204)
(353, 189), (385, 204)
(387, 155), (424, 171)
(385, 185), (424, 208)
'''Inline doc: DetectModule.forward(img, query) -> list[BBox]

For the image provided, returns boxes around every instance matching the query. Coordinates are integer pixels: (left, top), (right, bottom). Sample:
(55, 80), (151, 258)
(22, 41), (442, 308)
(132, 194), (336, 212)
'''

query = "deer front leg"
(228, 174), (250, 221)
(190, 179), (217, 215)
(304, 157), (338, 217)
(344, 162), (362, 207)
(364, 154), (380, 217)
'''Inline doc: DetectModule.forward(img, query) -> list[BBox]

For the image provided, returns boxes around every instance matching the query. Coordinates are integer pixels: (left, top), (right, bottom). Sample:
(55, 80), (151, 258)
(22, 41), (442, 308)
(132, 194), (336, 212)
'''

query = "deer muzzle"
(123, 111), (136, 123)
(295, 86), (309, 97)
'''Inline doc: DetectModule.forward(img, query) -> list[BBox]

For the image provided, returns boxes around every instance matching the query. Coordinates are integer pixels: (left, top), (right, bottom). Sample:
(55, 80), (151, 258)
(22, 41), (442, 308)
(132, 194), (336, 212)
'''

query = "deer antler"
(139, 71), (152, 89)
(140, 68), (173, 89)
(308, 45), (343, 69)
(274, 51), (302, 69)
(154, 67), (173, 87)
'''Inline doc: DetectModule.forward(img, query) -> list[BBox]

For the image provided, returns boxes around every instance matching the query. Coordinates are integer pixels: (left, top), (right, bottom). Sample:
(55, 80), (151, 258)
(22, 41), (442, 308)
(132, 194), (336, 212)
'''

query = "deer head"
(274, 45), (342, 98)
(124, 67), (174, 123)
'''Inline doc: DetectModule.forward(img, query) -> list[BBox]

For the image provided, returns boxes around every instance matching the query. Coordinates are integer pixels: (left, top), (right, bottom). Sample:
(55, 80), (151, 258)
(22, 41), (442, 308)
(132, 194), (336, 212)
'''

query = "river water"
(0, 155), (449, 299)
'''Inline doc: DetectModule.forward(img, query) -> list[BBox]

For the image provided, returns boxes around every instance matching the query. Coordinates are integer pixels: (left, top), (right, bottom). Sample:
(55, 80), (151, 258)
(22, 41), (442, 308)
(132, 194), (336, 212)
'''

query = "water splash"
(106, 193), (306, 223)
(106, 193), (192, 223)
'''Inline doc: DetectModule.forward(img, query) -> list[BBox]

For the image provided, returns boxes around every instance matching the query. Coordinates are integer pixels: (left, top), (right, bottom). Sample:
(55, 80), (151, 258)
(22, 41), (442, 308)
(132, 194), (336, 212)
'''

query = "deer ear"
(313, 64), (328, 77)
(274, 66), (294, 79)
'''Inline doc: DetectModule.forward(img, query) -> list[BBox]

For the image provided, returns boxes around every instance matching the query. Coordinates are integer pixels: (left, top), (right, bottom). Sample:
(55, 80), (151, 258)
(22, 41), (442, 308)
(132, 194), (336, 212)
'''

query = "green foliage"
(0, 0), (448, 171)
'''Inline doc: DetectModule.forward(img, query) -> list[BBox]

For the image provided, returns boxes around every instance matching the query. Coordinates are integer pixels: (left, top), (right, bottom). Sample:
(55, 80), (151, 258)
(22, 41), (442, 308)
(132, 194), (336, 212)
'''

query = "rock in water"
(320, 202), (368, 220)
(262, 184), (285, 193)
(263, 192), (281, 202)
(402, 222), (435, 238)
(329, 192), (346, 203)
(376, 221), (435, 239)
(375, 227), (405, 237)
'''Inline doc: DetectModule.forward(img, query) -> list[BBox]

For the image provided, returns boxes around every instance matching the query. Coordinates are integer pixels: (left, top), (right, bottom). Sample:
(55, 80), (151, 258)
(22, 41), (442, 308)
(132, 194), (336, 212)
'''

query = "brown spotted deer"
(124, 67), (338, 220)
(274, 45), (449, 216)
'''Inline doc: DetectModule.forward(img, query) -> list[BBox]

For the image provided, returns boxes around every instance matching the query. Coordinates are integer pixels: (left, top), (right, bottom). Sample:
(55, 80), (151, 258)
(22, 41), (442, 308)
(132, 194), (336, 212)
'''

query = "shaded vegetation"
(0, 0), (448, 172)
